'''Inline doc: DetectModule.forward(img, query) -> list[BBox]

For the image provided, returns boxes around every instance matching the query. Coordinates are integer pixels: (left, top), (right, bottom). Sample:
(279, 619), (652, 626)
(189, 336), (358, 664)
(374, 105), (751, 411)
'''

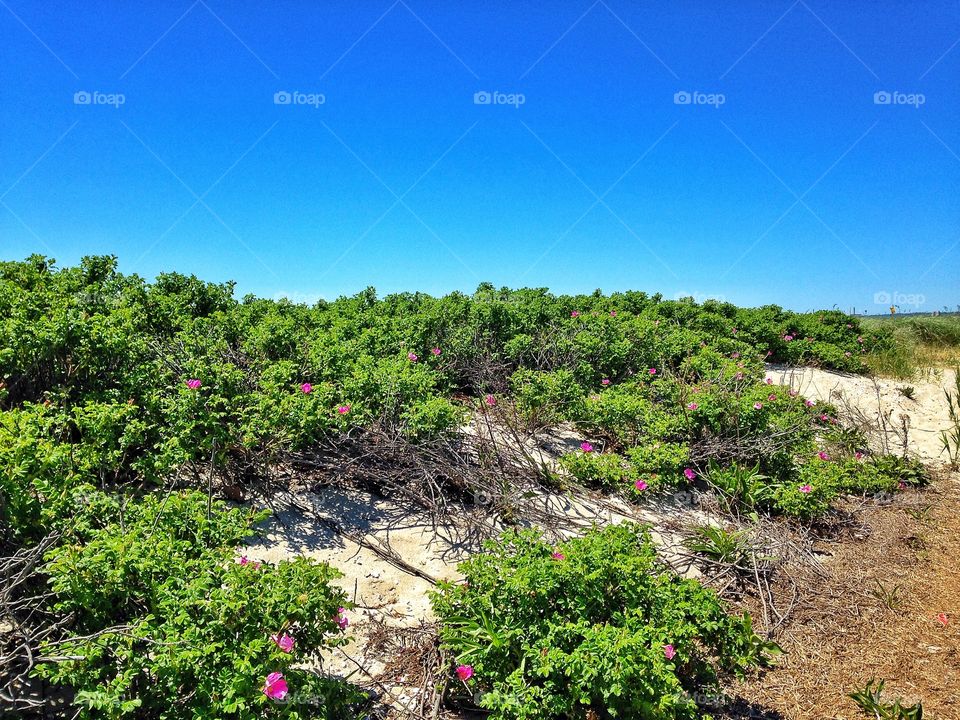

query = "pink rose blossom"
(186, 379), (201, 390)
(663, 644), (676, 660)
(601, 378), (611, 386)
(817, 451), (830, 461)
(648, 368), (657, 375)
(335, 608), (349, 630)
(768, 394), (777, 401)
(408, 352), (418, 362)
(855, 451), (864, 460)
(765, 378), (773, 385)
(610, 310), (617, 316)
(799, 484), (812, 494)
(551, 551), (565, 560)
(634, 479), (648, 491)
(263, 672), (288, 701)
(686, 402), (698, 410)
(272, 633), (294, 653)
(753, 402), (763, 410)
(731, 352), (740, 359)
(735, 372), (744, 380)
(805, 399), (815, 407)
(456, 664), (474, 681)
(570, 311), (580, 318)
(683, 468), (696, 481)
(936, 612), (949, 626)
(432, 347), (441, 356)
(580, 442), (593, 453)
(337, 405), (350, 414)
(484, 394), (497, 406)
(300, 383), (312, 394)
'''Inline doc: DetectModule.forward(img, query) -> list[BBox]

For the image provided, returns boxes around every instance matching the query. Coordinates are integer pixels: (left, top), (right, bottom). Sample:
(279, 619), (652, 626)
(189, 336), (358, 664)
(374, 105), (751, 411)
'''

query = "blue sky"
(1, 1), (958, 312)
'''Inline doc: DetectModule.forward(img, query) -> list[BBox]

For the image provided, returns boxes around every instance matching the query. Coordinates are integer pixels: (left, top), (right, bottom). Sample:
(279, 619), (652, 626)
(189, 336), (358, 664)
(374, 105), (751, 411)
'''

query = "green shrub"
(510, 368), (585, 427)
(37, 491), (362, 720)
(431, 524), (774, 720)
(557, 450), (632, 488)
(402, 396), (465, 440)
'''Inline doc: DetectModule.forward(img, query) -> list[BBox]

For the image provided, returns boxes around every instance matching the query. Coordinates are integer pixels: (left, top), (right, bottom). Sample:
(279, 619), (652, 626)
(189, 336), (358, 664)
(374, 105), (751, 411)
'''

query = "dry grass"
(730, 470), (960, 719)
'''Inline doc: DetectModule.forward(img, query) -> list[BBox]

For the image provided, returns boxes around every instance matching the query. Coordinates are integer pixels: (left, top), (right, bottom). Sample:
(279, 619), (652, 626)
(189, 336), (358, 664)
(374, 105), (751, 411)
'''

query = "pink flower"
(898, 481), (907, 490)
(648, 368), (657, 375)
(735, 372), (744, 380)
(766, 350), (773, 357)
(432, 347), (441, 356)
(753, 402), (763, 410)
(686, 402), (698, 410)
(731, 327), (738, 334)
(263, 672), (288, 701)
(610, 310), (617, 316)
(789, 390), (798, 397)
(570, 310), (580, 318)
(817, 451), (830, 461)
(683, 468), (696, 481)
(601, 378), (611, 386)
(844, 351), (851, 357)
(484, 394), (496, 406)
(337, 404), (350, 414)
(765, 378), (773, 385)
(784, 334), (794, 342)
(239, 555), (249, 565)
(731, 352), (740, 359)
(408, 352), (418, 362)
(300, 382), (312, 394)
(634, 479), (648, 491)
(663, 644), (676, 660)
(936, 612), (949, 626)
(855, 451), (864, 460)
(857, 336), (864, 344)
(186, 379), (201, 390)
(271, 632), (295, 653)
(799, 484), (812, 494)
(551, 551), (565, 560)
(335, 608), (349, 630)
(768, 394), (777, 401)
(805, 399), (815, 407)
(580, 442), (593, 453)
(456, 664), (474, 681)
(820, 414), (829, 422)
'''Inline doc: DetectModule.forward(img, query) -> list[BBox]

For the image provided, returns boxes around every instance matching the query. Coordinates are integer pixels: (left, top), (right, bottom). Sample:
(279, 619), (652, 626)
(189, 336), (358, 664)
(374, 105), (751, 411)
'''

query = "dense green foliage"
(431, 524), (779, 720)
(37, 492), (358, 720)
(0, 255), (930, 717)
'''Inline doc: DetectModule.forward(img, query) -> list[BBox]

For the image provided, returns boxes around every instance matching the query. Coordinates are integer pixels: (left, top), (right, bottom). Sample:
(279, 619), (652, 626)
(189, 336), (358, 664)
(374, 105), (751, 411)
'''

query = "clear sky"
(1, 1), (958, 312)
